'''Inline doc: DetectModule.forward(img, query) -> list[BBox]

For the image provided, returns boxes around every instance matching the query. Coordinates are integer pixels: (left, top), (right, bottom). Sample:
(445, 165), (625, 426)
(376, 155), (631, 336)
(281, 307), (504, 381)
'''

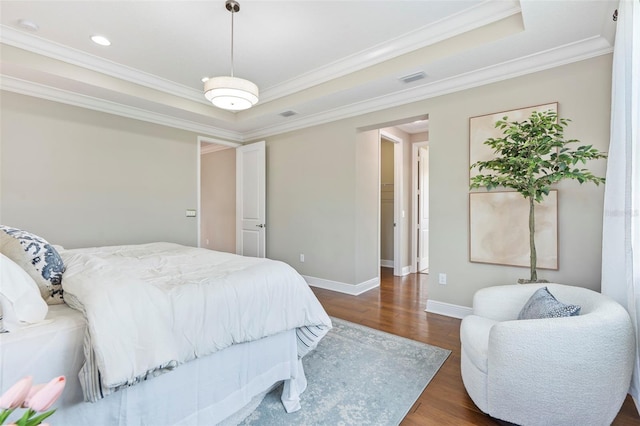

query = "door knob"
(256, 224), (265, 228)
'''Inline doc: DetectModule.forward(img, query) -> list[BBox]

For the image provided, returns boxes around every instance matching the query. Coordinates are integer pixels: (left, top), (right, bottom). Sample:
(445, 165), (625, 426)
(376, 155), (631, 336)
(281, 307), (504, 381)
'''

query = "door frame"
(379, 130), (403, 276)
(196, 136), (241, 248)
(411, 141), (429, 273)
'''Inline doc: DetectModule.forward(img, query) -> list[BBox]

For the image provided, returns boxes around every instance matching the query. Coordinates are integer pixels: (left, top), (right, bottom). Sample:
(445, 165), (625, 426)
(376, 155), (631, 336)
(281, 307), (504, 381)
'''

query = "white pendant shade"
(204, 76), (259, 111)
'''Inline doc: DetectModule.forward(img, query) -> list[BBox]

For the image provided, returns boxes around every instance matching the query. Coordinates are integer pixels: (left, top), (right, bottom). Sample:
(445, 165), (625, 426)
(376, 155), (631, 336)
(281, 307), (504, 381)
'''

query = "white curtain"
(601, 0), (640, 412)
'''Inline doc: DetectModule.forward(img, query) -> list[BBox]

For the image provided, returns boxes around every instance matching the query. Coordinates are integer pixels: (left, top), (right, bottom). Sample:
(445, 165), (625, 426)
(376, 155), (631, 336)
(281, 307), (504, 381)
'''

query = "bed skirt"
(0, 305), (305, 425)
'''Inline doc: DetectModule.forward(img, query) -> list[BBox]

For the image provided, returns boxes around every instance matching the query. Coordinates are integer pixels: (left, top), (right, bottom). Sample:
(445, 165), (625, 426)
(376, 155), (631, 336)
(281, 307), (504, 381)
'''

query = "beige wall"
(0, 92), (198, 249)
(424, 56), (611, 306)
(0, 53), (612, 308)
(411, 131), (429, 143)
(265, 122), (357, 283)
(262, 54), (612, 307)
(354, 129), (380, 285)
(200, 148), (236, 253)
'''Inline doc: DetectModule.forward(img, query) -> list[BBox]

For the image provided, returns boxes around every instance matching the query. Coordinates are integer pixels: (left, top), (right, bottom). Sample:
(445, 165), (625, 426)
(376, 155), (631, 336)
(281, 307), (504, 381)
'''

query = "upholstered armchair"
(460, 283), (635, 426)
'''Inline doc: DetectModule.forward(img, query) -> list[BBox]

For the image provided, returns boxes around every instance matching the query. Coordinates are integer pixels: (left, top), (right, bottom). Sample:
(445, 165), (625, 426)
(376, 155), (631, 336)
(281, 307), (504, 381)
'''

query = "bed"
(0, 233), (332, 425)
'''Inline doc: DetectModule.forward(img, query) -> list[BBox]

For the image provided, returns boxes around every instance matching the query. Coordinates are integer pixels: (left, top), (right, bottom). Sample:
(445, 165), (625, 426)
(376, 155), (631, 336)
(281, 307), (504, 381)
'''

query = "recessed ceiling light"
(91, 35), (111, 46)
(201, 77), (210, 83)
(17, 19), (39, 32)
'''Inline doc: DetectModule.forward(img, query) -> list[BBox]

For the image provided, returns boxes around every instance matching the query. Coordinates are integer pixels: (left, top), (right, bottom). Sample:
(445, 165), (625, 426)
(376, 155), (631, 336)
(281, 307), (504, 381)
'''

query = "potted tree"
(470, 109), (607, 283)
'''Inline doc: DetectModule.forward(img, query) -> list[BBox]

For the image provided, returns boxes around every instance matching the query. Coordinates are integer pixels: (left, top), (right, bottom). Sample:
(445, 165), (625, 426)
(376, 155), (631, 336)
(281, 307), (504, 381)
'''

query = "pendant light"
(204, 0), (259, 111)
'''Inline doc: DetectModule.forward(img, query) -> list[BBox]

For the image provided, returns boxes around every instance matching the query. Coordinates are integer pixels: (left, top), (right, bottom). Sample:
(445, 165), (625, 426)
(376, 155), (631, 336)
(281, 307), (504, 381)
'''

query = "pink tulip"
(0, 376), (32, 409)
(25, 376), (65, 412)
(22, 383), (45, 408)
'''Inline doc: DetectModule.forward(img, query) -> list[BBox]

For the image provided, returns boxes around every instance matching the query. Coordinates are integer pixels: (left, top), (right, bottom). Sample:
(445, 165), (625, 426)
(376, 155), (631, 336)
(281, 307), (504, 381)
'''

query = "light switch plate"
(185, 209), (196, 217)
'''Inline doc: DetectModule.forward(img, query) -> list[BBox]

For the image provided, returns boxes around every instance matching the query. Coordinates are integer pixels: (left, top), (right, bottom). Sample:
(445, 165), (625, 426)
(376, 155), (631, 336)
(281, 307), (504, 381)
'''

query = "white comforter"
(61, 242), (331, 401)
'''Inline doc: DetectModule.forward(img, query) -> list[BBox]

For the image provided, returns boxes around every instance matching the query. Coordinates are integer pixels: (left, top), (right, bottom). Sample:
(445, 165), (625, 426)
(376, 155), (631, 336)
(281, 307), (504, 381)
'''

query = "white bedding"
(60, 243), (331, 403)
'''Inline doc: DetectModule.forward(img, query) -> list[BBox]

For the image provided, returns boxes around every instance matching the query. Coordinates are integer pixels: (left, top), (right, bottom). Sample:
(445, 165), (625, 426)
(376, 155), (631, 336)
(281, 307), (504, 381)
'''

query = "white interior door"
(236, 141), (266, 258)
(418, 146), (429, 271)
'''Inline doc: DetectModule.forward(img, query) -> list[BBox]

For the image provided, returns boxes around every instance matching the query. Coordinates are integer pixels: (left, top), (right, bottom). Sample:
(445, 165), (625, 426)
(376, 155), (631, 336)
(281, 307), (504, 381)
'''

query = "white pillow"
(0, 253), (49, 332)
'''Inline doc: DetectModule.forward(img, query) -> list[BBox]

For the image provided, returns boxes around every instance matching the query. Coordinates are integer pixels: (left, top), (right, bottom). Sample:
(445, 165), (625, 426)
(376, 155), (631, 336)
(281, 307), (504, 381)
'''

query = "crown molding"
(1, 34), (613, 143)
(243, 35), (613, 140)
(259, 0), (521, 103)
(0, 0), (520, 107)
(0, 75), (244, 142)
(0, 25), (208, 104)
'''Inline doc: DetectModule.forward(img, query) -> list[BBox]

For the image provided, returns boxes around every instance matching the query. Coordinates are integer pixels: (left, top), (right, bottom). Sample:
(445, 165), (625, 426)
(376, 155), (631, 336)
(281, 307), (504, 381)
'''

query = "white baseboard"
(380, 259), (393, 268)
(425, 300), (473, 319)
(304, 275), (380, 296)
(380, 262), (411, 276)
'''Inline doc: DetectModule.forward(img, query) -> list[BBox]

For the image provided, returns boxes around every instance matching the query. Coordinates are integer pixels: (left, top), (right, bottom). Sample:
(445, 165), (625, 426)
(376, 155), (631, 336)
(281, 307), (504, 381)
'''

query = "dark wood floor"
(310, 268), (640, 426)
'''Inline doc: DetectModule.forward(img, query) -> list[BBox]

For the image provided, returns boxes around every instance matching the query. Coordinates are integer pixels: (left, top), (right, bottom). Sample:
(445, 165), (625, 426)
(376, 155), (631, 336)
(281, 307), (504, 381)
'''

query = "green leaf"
(0, 408), (16, 424)
(24, 410), (56, 426)
(15, 409), (35, 426)
(469, 106), (606, 285)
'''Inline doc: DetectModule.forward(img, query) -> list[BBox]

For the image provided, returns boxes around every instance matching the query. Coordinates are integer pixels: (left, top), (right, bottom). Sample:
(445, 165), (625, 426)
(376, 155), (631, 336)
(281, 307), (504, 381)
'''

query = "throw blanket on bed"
(60, 243), (332, 402)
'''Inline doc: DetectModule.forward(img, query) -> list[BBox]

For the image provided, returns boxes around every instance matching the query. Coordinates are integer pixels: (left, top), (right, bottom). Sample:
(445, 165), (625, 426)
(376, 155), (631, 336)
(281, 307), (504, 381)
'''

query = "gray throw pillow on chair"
(518, 286), (581, 320)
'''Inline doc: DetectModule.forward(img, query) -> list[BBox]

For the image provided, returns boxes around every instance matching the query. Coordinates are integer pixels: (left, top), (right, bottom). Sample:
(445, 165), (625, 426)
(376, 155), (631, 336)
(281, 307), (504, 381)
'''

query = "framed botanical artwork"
(469, 102), (558, 184)
(469, 190), (558, 269)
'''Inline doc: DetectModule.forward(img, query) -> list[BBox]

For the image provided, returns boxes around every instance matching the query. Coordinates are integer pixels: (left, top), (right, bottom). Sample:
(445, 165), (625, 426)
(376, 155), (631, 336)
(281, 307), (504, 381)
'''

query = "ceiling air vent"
(279, 110), (297, 118)
(399, 71), (426, 84)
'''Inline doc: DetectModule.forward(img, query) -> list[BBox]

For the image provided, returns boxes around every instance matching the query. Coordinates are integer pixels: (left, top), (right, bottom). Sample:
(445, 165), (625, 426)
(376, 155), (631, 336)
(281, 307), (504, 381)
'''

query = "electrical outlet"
(438, 273), (447, 285)
(300, 254), (305, 263)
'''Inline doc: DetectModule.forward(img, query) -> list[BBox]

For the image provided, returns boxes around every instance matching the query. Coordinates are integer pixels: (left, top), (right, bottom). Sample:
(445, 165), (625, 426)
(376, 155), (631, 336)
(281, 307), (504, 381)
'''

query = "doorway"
(198, 137), (239, 253)
(380, 137), (395, 269)
(366, 116), (428, 279)
(198, 137), (266, 258)
(379, 130), (403, 277)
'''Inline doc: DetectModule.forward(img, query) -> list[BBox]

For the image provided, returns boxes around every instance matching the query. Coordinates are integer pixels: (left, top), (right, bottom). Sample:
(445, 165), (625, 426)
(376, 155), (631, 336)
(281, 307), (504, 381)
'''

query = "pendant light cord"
(230, 6), (235, 77)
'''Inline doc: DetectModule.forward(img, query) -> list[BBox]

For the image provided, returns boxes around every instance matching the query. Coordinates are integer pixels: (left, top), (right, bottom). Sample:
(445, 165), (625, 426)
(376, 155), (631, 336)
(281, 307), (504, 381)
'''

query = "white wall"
(1, 92), (198, 248)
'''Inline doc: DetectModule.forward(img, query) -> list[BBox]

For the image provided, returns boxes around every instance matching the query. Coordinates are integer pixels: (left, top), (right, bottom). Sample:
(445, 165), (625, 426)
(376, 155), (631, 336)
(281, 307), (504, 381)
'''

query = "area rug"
(237, 317), (451, 425)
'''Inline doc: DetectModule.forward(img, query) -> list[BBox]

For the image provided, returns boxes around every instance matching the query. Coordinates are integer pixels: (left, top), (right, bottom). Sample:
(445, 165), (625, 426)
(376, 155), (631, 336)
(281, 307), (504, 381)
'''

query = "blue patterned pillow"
(0, 225), (65, 305)
(518, 286), (581, 320)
